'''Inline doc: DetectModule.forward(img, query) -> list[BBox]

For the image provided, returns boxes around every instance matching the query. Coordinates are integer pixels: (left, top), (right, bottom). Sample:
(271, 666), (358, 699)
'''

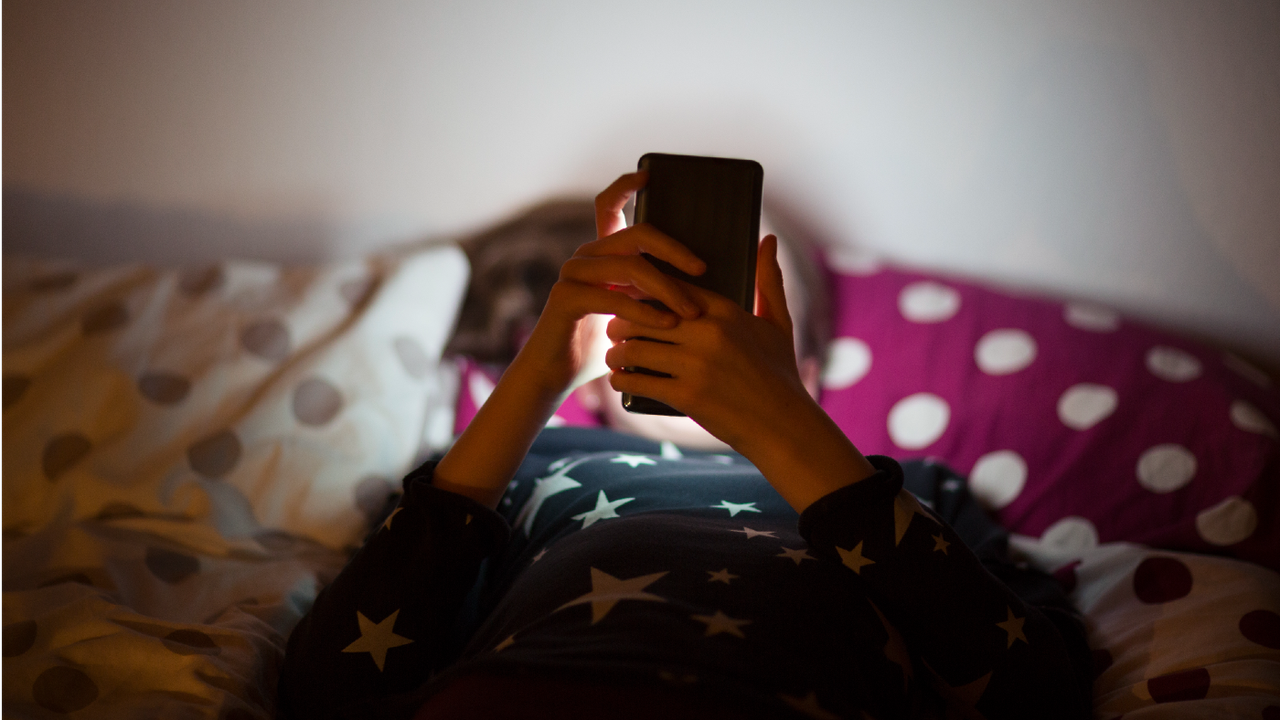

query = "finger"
(556, 283), (680, 329)
(595, 171), (648, 239)
(607, 368), (679, 409)
(604, 336), (681, 375)
(754, 235), (793, 333)
(606, 315), (681, 345)
(560, 255), (701, 319)
(576, 223), (706, 278)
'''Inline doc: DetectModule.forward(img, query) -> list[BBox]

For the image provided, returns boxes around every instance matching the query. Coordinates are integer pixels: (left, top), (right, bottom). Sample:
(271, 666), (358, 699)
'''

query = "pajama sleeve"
(798, 455), (1092, 720)
(277, 461), (510, 720)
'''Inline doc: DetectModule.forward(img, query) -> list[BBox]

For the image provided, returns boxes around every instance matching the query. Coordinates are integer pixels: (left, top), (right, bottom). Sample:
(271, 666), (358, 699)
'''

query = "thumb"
(754, 235), (793, 333)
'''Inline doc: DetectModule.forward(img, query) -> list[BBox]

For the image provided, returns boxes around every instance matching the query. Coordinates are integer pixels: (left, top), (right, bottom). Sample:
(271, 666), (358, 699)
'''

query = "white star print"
(381, 507), (402, 532)
(692, 610), (752, 638)
(572, 490), (635, 528)
(711, 455), (734, 465)
(777, 547), (815, 565)
(513, 457), (589, 535)
(611, 453), (657, 468)
(729, 526), (777, 539)
(341, 609), (413, 671)
(706, 568), (739, 584)
(659, 441), (683, 460)
(711, 500), (761, 517)
(556, 567), (667, 624)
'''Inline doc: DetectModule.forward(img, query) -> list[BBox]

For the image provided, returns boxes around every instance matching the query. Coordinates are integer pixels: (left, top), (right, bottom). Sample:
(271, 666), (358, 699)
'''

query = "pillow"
(3, 245), (468, 551)
(1010, 536), (1280, 717)
(818, 262), (1280, 572)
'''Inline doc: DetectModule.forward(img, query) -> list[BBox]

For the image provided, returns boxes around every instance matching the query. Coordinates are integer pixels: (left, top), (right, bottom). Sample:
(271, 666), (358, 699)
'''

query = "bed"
(4, 228), (1279, 718)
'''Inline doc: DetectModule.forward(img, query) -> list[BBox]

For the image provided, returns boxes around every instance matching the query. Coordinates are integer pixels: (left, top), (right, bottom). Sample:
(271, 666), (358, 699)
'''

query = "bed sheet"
(2, 246), (466, 718)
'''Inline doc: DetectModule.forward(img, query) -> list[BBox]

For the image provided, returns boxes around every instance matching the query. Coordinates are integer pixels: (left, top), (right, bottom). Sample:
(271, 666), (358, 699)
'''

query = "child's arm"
(432, 171), (707, 508)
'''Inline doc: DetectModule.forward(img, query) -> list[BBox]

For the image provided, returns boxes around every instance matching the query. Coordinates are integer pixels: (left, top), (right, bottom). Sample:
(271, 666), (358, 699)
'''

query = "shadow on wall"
(3, 188), (338, 266)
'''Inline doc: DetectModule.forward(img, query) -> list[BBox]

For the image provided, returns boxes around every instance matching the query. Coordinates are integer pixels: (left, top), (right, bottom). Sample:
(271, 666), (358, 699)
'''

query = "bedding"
(5, 235), (1278, 718)
(3, 246), (466, 717)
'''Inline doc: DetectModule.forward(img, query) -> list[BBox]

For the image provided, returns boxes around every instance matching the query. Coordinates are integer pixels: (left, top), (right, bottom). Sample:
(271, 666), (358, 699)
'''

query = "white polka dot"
(827, 247), (883, 275)
(822, 337), (872, 390)
(545, 415), (566, 427)
(975, 329), (1037, 376)
(468, 371), (496, 408)
(1230, 400), (1278, 438)
(1040, 516), (1099, 552)
(1146, 346), (1202, 382)
(1136, 444), (1197, 493)
(1195, 496), (1258, 546)
(1063, 302), (1119, 332)
(1057, 383), (1118, 430)
(968, 450), (1027, 510)
(898, 282), (960, 323)
(1223, 352), (1271, 387)
(887, 393), (950, 450)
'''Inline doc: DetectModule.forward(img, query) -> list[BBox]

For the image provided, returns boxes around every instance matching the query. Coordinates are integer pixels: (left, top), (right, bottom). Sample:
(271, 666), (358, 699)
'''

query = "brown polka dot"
(339, 276), (377, 307)
(1239, 609), (1280, 650)
(82, 301), (129, 335)
(162, 629), (220, 656)
(138, 372), (192, 405)
(292, 377), (343, 426)
(3, 620), (37, 657)
(355, 476), (397, 521)
(254, 530), (296, 552)
(29, 272), (78, 292)
(187, 429), (241, 479)
(394, 336), (431, 379)
(1053, 560), (1081, 594)
(240, 319), (291, 361)
(33, 666), (99, 713)
(178, 265), (225, 296)
(145, 547), (200, 584)
(95, 502), (145, 520)
(43, 433), (92, 480)
(3, 375), (31, 410)
(1133, 556), (1193, 604)
(1147, 667), (1210, 703)
(37, 572), (94, 589)
(1091, 648), (1112, 679)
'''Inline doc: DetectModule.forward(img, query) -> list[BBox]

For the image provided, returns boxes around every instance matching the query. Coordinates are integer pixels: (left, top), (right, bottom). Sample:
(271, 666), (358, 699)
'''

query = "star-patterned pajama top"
(279, 428), (1092, 720)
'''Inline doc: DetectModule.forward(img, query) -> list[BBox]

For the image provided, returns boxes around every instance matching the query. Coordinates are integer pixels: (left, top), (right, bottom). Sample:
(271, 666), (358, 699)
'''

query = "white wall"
(5, 1), (1279, 364)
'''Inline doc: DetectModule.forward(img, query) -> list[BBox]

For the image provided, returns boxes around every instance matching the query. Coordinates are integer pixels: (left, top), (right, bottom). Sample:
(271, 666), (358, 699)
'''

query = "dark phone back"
(623, 153), (763, 416)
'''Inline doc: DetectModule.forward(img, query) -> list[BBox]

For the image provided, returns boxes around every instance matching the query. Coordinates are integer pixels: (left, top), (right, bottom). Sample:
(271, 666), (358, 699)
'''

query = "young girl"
(278, 172), (1092, 719)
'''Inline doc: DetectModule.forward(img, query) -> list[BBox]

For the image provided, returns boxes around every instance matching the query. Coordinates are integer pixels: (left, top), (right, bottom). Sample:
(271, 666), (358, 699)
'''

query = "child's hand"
(516, 171), (707, 397)
(602, 234), (876, 512)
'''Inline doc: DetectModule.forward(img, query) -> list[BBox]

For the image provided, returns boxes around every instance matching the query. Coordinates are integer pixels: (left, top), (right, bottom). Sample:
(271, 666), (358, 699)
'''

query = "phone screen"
(622, 153), (764, 416)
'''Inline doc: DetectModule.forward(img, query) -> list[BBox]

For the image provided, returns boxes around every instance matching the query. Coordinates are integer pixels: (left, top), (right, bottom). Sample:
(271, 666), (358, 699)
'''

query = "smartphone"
(622, 153), (764, 416)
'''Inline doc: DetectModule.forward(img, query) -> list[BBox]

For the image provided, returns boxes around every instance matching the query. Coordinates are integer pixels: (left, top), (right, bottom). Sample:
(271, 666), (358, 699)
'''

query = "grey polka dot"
(145, 547), (199, 584)
(37, 572), (94, 589)
(29, 272), (77, 292)
(187, 430), (241, 479)
(339, 276), (377, 307)
(162, 629), (220, 656)
(95, 502), (145, 520)
(138, 372), (192, 405)
(3, 375), (31, 410)
(82, 301), (129, 335)
(3, 620), (37, 657)
(355, 476), (397, 521)
(254, 530), (296, 552)
(178, 265), (225, 296)
(240, 319), (291, 361)
(292, 377), (343, 426)
(3, 529), (27, 541)
(43, 433), (92, 481)
(394, 336), (431, 379)
(33, 666), (99, 713)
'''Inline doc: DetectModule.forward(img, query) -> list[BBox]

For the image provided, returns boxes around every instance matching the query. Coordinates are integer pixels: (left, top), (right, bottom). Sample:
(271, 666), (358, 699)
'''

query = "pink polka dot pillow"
(819, 263), (1280, 572)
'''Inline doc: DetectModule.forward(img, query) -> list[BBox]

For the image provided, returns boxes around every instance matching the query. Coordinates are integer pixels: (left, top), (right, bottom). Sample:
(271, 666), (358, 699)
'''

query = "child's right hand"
(516, 171), (707, 398)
